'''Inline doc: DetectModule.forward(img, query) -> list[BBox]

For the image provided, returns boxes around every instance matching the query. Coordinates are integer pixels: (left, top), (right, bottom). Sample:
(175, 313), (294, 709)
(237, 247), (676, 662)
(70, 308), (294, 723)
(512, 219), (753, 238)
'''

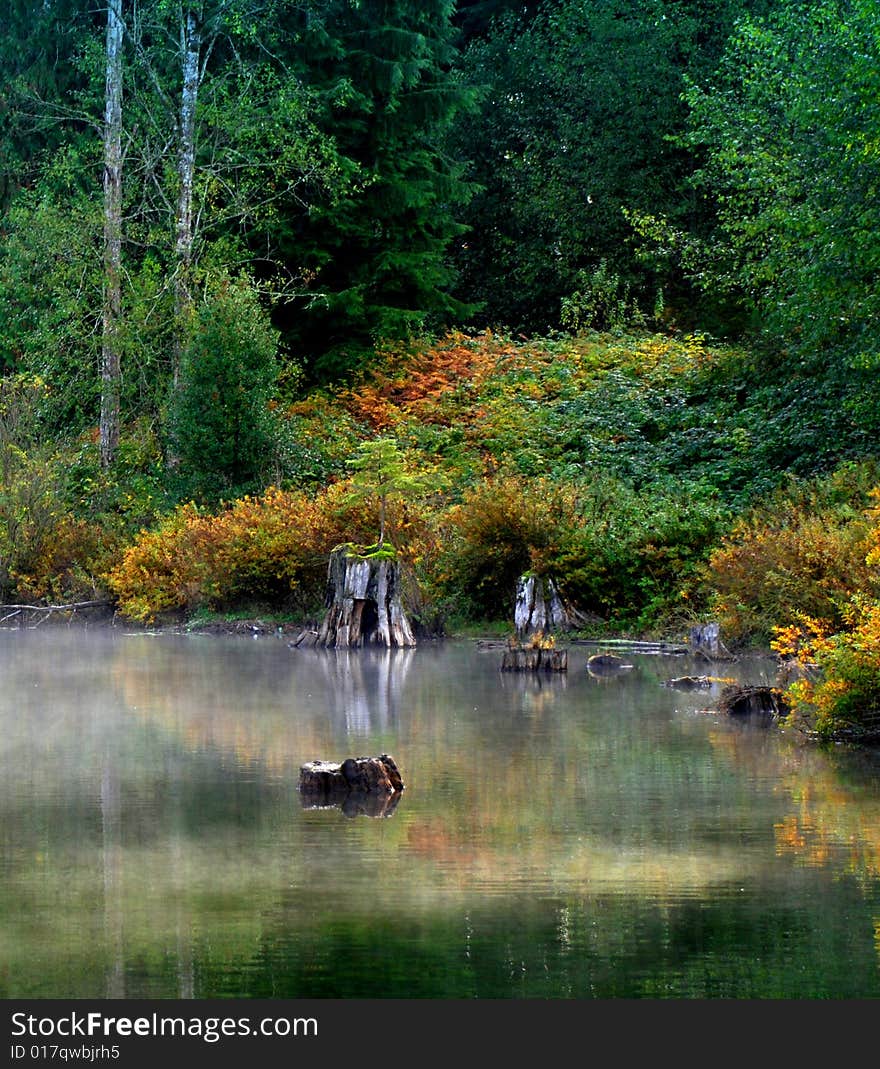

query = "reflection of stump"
(317, 544), (416, 648)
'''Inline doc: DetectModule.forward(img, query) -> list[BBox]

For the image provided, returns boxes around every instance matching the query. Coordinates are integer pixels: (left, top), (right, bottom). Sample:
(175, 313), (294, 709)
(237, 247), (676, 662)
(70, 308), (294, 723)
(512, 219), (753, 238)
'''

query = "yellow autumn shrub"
(705, 468), (880, 643)
(105, 481), (442, 624)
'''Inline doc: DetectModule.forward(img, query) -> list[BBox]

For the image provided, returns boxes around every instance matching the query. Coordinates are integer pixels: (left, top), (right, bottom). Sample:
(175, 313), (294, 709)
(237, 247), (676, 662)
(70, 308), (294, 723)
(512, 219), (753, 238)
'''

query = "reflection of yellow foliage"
(775, 816), (806, 852)
(711, 725), (880, 886)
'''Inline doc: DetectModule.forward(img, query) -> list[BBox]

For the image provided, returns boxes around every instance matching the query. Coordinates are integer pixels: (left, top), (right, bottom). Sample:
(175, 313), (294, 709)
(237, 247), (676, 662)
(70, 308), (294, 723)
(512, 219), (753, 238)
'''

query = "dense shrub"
(773, 604), (880, 739)
(434, 475), (578, 621)
(106, 481), (441, 623)
(434, 472), (727, 630)
(704, 463), (880, 644)
(549, 478), (728, 631)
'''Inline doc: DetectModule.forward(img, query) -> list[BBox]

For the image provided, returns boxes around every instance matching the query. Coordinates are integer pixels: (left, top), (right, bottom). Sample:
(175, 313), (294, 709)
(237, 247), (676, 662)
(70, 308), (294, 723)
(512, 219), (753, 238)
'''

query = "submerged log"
(662, 675), (735, 690)
(573, 637), (689, 655)
(718, 684), (788, 719)
(316, 544), (416, 649)
(299, 754), (405, 798)
(587, 652), (633, 672)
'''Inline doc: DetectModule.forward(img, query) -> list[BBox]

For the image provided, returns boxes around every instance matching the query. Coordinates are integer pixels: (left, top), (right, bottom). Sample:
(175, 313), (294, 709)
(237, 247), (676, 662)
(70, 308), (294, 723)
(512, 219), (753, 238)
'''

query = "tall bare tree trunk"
(172, 3), (201, 387)
(100, 0), (124, 468)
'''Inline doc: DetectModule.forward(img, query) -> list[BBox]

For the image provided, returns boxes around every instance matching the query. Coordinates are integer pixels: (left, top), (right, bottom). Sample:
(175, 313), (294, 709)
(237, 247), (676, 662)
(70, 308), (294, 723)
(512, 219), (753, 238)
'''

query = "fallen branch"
(0, 600), (113, 614)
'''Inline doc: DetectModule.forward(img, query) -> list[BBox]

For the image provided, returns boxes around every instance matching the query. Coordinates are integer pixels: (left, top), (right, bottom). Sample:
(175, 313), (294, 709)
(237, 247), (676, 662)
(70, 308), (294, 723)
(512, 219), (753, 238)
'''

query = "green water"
(2, 627), (880, 999)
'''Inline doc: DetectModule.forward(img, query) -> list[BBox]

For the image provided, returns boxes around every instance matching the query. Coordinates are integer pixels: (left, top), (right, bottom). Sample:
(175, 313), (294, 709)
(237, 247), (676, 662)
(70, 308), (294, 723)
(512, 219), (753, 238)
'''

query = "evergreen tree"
(0, 0), (98, 208)
(165, 275), (281, 503)
(277, 0), (479, 382)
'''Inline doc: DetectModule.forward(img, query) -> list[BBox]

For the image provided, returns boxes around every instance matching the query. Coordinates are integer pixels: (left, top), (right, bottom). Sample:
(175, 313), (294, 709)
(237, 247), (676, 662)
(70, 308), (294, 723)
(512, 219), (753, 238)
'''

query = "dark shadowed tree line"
(1, 0), (879, 496)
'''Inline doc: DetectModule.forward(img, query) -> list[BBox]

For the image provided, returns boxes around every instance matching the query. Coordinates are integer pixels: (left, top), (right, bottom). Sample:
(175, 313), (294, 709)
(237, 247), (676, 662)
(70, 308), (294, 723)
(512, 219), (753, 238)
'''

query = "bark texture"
(514, 575), (570, 640)
(501, 647), (568, 672)
(317, 545), (416, 648)
(172, 4), (200, 386)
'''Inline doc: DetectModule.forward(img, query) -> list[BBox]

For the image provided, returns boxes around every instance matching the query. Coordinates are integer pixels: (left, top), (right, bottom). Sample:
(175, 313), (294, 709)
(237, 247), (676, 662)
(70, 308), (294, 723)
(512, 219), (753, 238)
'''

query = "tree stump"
(690, 621), (736, 662)
(299, 755), (404, 818)
(500, 646), (568, 672)
(718, 685), (788, 719)
(316, 544), (416, 648)
(299, 754), (405, 794)
(514, 574), (571, 640)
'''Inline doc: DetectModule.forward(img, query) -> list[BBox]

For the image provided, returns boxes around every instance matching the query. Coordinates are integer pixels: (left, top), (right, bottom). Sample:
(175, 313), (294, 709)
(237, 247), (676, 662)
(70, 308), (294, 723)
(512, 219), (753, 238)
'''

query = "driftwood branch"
(0, 600), (113, 614)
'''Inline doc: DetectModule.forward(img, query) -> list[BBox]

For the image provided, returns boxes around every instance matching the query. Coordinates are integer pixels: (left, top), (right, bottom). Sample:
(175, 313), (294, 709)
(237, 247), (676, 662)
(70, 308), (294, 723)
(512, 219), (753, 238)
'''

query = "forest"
(2, 0), (880, 738)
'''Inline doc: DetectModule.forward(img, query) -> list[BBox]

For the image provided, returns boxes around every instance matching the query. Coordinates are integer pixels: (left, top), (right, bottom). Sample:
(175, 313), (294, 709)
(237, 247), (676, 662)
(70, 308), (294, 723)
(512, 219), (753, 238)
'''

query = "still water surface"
(2, 626), (880, 999)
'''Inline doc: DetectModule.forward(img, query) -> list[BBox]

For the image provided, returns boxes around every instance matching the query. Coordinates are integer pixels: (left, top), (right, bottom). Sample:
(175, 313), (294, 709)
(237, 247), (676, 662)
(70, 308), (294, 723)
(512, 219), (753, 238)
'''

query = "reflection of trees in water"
(100, 759), (125, 998)
(706, 724), (880, 888)
(107, 638), (417, 769)
(7, 634), (880, 996)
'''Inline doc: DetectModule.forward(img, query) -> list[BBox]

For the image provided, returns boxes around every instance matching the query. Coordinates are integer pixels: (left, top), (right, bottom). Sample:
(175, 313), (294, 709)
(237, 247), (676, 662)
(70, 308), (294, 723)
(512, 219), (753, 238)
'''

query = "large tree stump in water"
(501, 646), (568, 672)
(514, 574), (571, 640)
(317, 544), (416, 648)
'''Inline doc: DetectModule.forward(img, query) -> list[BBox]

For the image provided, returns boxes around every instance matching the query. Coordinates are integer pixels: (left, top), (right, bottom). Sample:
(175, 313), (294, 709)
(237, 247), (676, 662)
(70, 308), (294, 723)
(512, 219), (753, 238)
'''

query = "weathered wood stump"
(299, 754), (405, 803)
(690, 621), (737, 662)
(718, 684), (788, 719)
(316, 544), (416, 649)
(501, 646), (568, 672)
(514, 574), (572, 640)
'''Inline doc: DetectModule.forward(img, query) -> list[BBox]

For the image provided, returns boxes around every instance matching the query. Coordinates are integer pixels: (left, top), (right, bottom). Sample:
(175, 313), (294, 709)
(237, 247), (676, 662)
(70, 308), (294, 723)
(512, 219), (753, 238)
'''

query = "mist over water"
(2, 626), (880, 998)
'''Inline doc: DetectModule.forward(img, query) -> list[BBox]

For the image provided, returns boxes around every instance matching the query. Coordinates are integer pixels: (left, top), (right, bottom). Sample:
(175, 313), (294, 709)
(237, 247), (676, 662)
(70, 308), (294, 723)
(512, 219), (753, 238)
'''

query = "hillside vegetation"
(5, 0), (880, 740)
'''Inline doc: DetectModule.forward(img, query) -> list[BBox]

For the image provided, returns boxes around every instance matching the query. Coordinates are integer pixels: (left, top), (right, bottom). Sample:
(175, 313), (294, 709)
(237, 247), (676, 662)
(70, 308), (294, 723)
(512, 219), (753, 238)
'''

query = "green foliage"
(0, 156), (102, 428)
(449, 0), (765, 333)
(683, 0), (880, 434)
(164, 276), (282, 504)
(341, 437), (439, 546)
(548, 477), (729, 632)
(0, 375), (117, 602)
(0, 0), (98, 208)
(560, 261), (646, 335)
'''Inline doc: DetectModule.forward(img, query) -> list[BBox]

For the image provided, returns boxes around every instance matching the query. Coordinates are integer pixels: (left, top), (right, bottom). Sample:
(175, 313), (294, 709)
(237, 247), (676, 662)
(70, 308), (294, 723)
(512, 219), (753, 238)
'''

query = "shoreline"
(0, 603), (777, 659)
